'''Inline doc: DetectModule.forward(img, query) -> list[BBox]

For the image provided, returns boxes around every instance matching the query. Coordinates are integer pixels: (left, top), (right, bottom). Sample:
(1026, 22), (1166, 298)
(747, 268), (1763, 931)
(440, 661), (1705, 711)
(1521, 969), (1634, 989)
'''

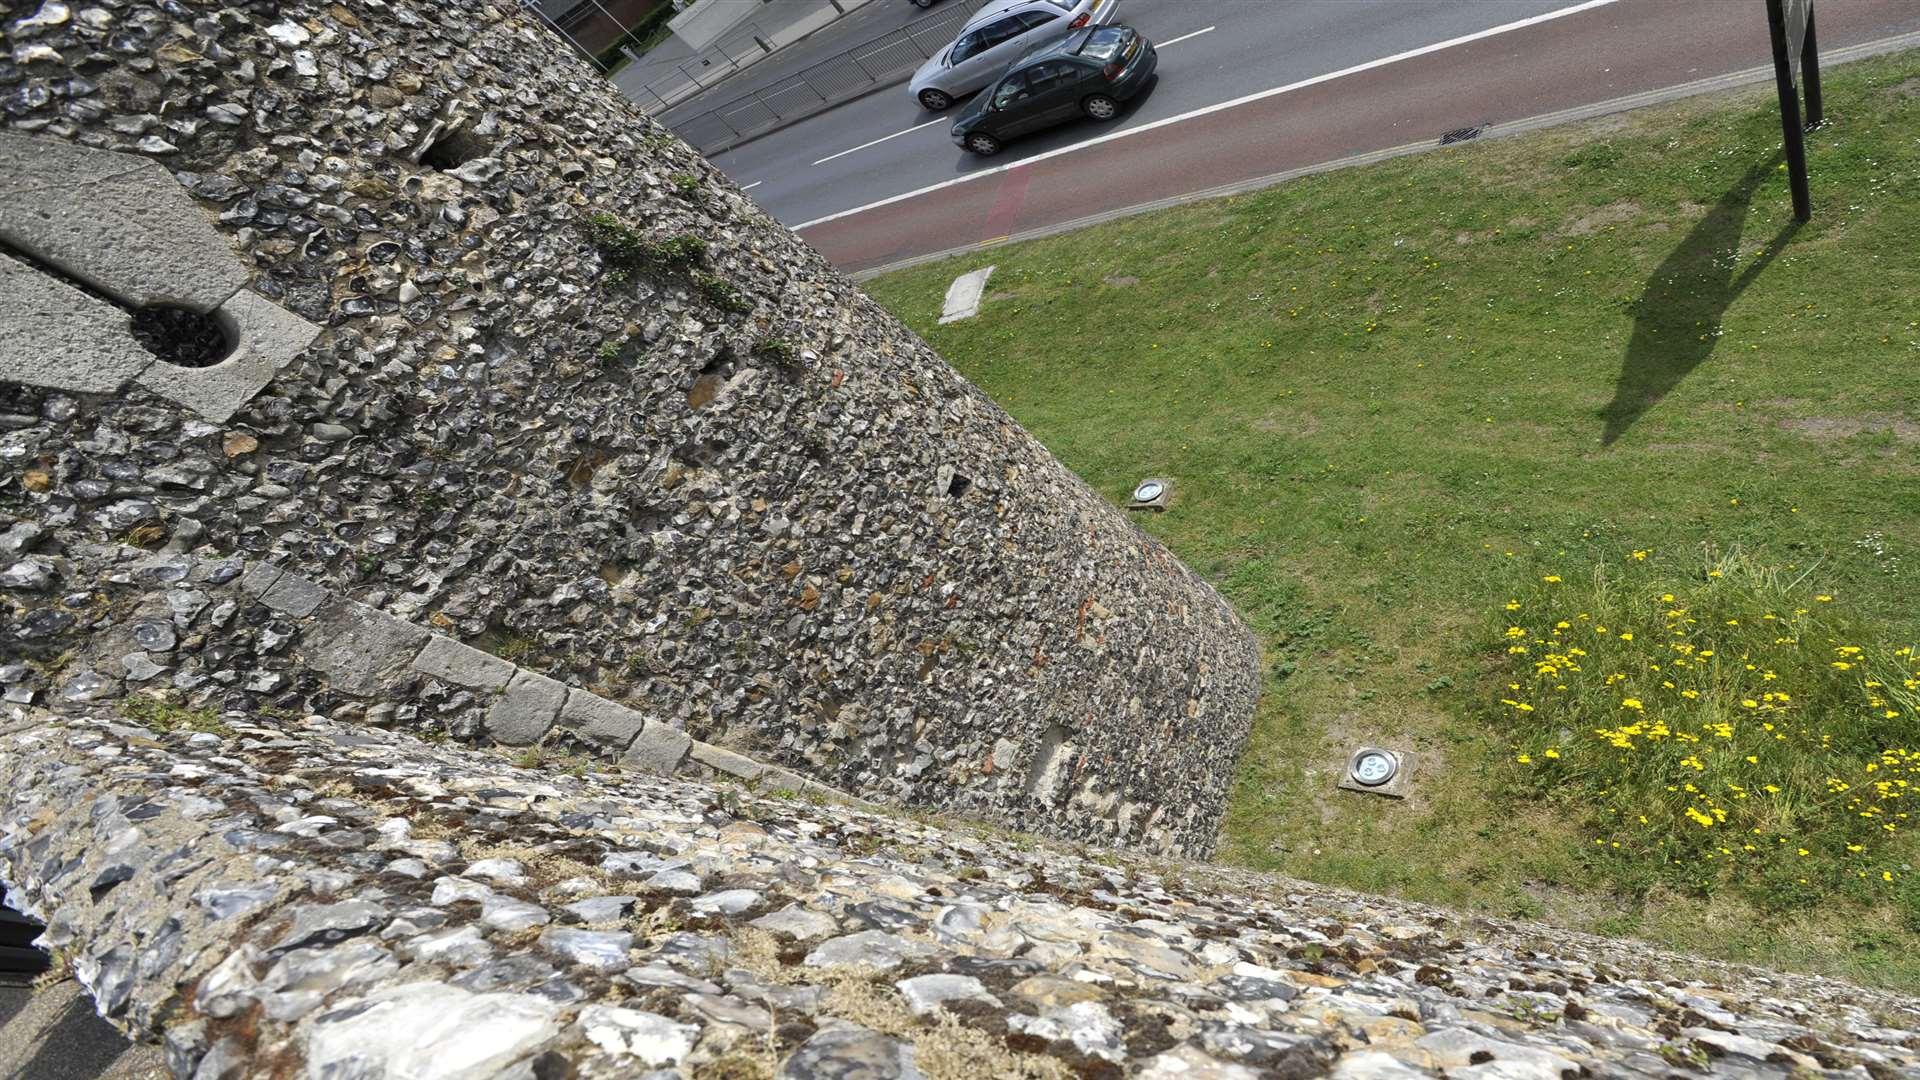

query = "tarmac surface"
(690, 0), (1920, 272)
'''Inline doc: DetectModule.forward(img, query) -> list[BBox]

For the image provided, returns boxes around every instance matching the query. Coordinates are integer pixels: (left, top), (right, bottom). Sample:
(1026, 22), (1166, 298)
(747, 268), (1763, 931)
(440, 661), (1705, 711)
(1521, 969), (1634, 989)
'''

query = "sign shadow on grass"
(1600, 156), (1802, 446)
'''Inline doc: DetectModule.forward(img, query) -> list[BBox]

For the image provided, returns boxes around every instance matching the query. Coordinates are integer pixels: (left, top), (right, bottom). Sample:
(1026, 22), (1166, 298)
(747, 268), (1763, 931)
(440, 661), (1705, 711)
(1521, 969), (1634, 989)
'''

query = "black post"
(1801, 3), (1824, 128)
(1765, 0), (1812, 221)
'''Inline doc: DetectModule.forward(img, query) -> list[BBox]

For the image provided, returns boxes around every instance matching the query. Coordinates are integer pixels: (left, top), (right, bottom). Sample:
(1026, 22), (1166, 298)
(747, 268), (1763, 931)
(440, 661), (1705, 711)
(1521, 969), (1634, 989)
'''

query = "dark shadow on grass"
(1601, 155), (1801, 446)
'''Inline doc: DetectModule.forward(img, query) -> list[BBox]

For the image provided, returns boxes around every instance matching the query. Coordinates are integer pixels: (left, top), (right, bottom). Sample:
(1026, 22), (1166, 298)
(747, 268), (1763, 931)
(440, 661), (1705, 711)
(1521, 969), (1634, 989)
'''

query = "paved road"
(701, 0), (1920, 272)
(649, 0), (967, 125)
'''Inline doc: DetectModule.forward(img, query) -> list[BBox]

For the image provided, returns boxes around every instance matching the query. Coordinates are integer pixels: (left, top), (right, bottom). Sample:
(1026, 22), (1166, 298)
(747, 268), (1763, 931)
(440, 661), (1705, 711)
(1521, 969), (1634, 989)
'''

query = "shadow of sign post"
(1600, 157), (1801, 447)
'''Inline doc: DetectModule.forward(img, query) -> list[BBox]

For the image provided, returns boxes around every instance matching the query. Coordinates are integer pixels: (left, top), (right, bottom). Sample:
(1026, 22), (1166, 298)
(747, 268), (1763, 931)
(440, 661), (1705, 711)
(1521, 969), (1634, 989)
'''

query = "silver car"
(908, 0), (1120, 111)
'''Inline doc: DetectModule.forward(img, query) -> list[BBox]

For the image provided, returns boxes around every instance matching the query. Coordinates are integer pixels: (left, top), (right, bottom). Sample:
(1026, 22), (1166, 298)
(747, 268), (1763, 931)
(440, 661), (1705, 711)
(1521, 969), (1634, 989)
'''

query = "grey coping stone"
(937, 264), (994, 324)
(756, 767), (810, 793)
(620, 722), (692, 774)
(297, 598), (430, 697)
(687, 742), (767, 782)
(412, 634), (514, 692)
(0, 253), (154, 395)
(556, 689), (648, 751)
(237, 562), (284, 599)
(136, 290), (322, 423)
(257, 570), (328, 618)
(0, 132), (248, 312)
(485, 670), (565, 747)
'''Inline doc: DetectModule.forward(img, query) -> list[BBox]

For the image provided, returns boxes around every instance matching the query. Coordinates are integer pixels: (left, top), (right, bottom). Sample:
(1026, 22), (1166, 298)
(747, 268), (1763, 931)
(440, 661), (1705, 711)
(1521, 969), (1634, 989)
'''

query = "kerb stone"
(557, 690), (648, 751)
(621, 723), (692, 774)
(688, 743), (767, 782)
(485, 670), (565, 747)
(137, 290), (322, 423)
(0, 254), (153, 394)
(298, 599), (430, 696)
(413, 635), (514, 692)
(258, 571), (327, 618)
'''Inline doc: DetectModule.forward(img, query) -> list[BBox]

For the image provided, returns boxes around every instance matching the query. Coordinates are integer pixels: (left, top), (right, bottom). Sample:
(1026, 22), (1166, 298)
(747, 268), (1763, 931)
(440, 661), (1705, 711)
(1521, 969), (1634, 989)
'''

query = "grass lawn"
(863, 51), (1920, 990)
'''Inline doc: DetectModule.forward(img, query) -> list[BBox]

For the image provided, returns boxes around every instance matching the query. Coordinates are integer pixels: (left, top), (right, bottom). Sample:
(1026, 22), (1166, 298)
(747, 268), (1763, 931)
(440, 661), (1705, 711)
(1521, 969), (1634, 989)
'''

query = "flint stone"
(1141, 1045), (1262, 1080)
(780, 1025), (924, 1080)
(0, 559), (52, 590)
(299, 598), (428, 695)
(803, 930), (936, 972)
(1416, 1029), (1578, 1076)
(539, 927), (631, 973)
(303, 982), (560, 1080)
(621, 722), (692, 773)
(895, 974), (997, 1016)
(1009, 1001), (1125, 1061)
(750, 905), (839, 942)
(270, 900), (387, 952)
(690, 889), (758, 916)
(400, 925), (493, 966)
(562, 895), (637, 924)
(413, 633), (514, 691)
(196, 880), (279, 920)
(485, 669), (565, 746)
(480, 895), (551, 932)
(577, 1004), (700, 1066)
(557, 689), (648, 750)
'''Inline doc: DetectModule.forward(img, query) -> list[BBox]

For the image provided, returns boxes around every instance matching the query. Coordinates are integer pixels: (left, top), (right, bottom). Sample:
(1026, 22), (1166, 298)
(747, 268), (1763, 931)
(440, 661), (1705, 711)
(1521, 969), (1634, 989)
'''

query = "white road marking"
(740, 180), (764, 190)
(796, 0), (1619, 230)
(812, 117), (949, 167)
(1157, 25), (1215, 49)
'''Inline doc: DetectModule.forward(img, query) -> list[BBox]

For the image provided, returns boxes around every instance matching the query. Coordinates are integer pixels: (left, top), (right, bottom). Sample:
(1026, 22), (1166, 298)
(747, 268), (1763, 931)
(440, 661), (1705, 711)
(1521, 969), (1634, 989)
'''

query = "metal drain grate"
(1439, 124), (1486, 145)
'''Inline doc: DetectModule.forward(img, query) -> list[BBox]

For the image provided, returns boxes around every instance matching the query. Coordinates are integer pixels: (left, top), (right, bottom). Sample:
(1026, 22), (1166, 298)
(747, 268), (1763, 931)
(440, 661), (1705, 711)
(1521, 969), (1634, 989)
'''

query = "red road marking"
(982, 165), (1032, 241)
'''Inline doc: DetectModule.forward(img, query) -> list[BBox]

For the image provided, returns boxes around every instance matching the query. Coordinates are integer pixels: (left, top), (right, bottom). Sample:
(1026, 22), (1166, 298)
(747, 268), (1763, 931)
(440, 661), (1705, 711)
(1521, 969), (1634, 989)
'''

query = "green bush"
(1486, 548), (1919, 916)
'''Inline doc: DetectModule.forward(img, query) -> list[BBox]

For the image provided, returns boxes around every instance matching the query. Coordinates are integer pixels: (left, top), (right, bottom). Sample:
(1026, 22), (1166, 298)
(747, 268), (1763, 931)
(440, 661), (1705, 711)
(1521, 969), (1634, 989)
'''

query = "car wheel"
(913, 0), (936, 7)
(1083, 94), (1119, 121)
(918, 88), (953, 111)
(964, 132), (1002, 156)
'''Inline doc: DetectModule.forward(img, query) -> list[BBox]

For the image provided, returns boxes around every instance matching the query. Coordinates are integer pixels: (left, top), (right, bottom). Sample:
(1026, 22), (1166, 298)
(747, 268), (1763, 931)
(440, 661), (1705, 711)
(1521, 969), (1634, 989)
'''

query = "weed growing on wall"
(1487, 548), (1919, 919)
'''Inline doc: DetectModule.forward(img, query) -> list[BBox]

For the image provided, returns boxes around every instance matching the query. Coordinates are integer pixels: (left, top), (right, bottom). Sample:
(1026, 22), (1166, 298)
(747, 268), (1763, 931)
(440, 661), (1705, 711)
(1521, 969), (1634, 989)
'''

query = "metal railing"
(669, 0), (990, 155)
(622, 18), (785, 115)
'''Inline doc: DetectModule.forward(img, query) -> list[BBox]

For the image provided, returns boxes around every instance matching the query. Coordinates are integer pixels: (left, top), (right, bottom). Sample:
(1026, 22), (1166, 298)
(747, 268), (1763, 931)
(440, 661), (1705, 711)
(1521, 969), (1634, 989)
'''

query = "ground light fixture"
(1338, 746), (1416, 798)
(1127, 477), (1173, 512)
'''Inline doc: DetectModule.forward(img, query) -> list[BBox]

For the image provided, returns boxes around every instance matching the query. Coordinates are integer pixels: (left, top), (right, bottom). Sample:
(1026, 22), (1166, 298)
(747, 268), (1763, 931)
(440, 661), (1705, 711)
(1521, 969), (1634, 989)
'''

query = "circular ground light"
(1132, 480), (1164, 502)
(1348, 748), (1397, 787)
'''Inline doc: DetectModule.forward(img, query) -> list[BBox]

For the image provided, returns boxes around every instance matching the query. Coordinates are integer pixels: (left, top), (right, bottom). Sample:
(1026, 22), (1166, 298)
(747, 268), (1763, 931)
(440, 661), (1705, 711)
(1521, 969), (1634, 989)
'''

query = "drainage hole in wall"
(946, 473), (972, 498)
(130, 305), (231, 368)
(420, 127), (490, 171)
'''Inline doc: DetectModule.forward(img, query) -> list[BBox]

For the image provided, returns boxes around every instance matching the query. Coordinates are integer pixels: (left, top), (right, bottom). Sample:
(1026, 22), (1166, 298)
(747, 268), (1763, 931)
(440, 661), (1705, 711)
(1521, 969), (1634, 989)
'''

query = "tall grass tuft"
(1484, 548), (1920, 919)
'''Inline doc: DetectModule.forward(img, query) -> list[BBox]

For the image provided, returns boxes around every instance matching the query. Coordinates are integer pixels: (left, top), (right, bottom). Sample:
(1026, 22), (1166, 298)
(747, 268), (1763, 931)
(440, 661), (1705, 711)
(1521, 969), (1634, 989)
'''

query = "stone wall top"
(3, 711), (1916, 1079)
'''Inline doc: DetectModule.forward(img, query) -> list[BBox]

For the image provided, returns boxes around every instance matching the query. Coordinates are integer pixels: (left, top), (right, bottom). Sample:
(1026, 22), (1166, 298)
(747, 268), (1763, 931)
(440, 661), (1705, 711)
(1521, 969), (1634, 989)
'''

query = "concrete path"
(616, 0), (894, 113)
(0, 979), (166, 1080)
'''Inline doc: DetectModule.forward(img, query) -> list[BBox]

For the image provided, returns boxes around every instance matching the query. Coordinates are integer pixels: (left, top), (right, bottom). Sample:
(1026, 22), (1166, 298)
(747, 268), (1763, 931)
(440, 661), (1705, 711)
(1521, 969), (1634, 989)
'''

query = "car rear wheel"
(918, 88), (953, 111)
(913, 0), (936, 7)
(1083, 94), (1119, 121)
(964, 132), (1002, 156)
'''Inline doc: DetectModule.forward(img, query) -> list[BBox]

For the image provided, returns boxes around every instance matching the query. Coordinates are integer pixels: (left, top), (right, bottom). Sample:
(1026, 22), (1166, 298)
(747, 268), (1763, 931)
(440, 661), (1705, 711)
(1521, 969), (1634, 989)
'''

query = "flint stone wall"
(0, 0), (1261, 854)
(4, 711), (1919, 1080)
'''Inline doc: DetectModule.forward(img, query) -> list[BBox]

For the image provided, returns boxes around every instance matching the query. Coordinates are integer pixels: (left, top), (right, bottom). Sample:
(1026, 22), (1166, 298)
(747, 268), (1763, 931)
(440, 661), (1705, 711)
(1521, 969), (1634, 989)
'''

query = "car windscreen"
(1074, 26), (1132, 62)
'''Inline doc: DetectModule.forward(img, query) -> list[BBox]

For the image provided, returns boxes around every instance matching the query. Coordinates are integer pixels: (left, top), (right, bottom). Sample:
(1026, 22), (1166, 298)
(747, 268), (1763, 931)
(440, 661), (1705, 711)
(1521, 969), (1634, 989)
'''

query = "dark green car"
(950, 24), (1157, 156)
